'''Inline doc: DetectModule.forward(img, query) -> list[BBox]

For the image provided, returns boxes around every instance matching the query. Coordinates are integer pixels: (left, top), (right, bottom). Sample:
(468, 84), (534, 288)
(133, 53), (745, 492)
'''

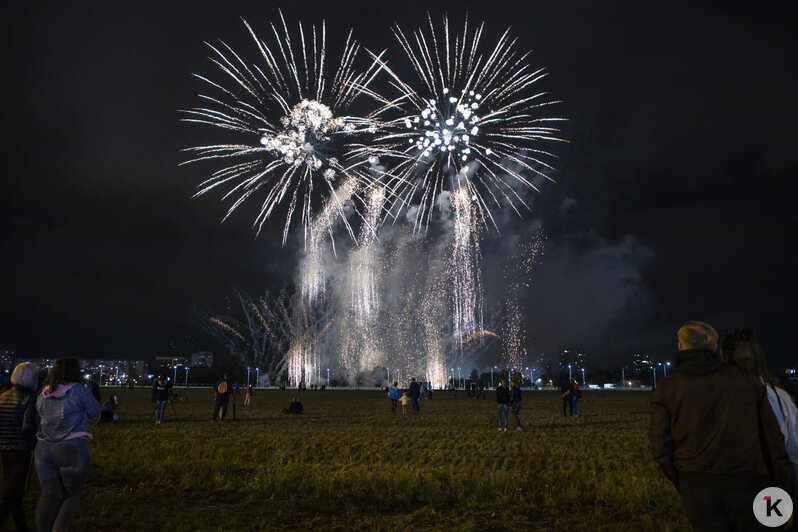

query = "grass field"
(16, 388), (689, 531)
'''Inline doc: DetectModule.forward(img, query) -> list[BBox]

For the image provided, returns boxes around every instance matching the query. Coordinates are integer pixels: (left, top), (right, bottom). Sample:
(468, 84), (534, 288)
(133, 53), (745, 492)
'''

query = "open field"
(17, 388), (688, 531)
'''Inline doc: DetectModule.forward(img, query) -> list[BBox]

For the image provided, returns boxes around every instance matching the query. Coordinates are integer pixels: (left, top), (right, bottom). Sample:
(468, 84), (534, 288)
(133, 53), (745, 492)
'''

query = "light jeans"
(35, 438), (91, 532)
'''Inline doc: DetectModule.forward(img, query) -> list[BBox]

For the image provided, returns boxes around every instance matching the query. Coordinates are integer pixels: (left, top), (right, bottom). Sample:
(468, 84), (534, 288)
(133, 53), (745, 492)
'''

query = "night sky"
(2, 1), (797, 369)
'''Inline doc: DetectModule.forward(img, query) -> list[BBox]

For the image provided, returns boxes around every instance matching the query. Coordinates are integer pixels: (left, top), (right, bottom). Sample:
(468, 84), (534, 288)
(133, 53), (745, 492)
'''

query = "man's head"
(677, 321), (719, 351)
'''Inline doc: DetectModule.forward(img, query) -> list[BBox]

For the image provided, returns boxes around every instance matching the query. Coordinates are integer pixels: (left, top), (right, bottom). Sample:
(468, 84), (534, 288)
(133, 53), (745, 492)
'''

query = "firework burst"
(356, 14), (565, 230)
(181, 10), (383, 244)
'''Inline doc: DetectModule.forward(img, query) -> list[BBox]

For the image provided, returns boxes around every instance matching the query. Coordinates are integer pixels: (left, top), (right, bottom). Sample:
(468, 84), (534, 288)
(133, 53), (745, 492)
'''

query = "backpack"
(217, 381), (228, 394)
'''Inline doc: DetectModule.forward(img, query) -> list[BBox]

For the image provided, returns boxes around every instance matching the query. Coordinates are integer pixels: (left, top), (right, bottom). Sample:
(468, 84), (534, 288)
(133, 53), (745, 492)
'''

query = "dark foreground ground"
(14, 388), (687, 531)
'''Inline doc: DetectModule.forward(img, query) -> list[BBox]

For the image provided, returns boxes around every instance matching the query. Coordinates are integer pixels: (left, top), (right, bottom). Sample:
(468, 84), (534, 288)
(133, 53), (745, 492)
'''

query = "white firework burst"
(181, 10), (383, 244)
(356, 14), (566, 230)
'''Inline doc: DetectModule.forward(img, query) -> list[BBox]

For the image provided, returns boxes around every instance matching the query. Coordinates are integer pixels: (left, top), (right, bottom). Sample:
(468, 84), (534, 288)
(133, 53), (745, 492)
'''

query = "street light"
(255, 367), (260, 387)
(491, 366), (497, 389)
(664, 362), (670, 377)
(457, 367), (462, 388)
(581, 367), (586, 386)
(450, 368), (454, 389)
(327, 368), (330, 386)
(568, 364), (572, 380)
(652, 366), (657, 388)
(173, 365), (177, 384)
(247, 367), (251, 387)
(184, 366), (189, 388)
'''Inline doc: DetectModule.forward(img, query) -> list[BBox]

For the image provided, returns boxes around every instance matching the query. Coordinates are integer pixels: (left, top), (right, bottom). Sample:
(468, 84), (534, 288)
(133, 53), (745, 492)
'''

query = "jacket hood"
(673, 349), (725, 375)
(42, 382), (78, 399)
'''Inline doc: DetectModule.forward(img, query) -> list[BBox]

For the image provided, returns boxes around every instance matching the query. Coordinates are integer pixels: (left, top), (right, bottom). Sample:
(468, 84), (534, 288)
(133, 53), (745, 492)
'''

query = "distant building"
(532, 353), (551, 377)
(153, 357), (190, 372)
(191, 351), (213, 368)
(558, 349), (572, 373)
(574, 350), (586, 370)
(631, 353), (654, 376)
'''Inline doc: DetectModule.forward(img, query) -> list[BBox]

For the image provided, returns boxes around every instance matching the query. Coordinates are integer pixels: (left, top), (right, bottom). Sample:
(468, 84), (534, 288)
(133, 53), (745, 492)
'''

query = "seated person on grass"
(284, 396), (303, 415)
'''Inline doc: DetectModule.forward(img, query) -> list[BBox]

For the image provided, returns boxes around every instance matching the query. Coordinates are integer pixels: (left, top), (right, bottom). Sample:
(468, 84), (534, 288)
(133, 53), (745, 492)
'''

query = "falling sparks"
(181, 10), (382, 244)
(502, 230), (545, 370)
(300, 177), (360, 302)
(451, 187), (483, 344)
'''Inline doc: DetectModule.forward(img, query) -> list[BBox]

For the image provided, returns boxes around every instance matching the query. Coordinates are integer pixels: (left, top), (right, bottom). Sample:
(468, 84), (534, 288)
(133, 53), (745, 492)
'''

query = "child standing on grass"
(244, 384), (252, 406)
(388, 382), (400, 413)
(400, 391), (410, 414)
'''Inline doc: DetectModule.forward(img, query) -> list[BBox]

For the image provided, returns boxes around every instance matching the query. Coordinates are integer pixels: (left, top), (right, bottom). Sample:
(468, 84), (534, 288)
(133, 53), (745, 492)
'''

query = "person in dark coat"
(0, 362), (38, 532)
(153, 376), (170, 425)
(510, 380), (523, 431)
(408, 378), (421, 413)
(563, 379), (582, 418)
(212, 373), (234, 421)
(496, 380), (510, 431)
(560, 378), (572, 417)
(284, 396), (304, 415)
(649, 320), (792, 531)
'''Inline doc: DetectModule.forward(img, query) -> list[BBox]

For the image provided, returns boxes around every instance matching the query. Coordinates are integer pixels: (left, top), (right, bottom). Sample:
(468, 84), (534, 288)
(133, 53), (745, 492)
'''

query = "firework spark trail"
(286, 296), (334, 387)
(354, 13), (565, 231)
(335, 185), (387, 380)
(421, 288), (448, 389)
(181, 10), (383, 244)
(451, 186), (484, 343)
(350, 186), (386, 324)
(300, 177), (359, 302)
(502, 230), (545, 370)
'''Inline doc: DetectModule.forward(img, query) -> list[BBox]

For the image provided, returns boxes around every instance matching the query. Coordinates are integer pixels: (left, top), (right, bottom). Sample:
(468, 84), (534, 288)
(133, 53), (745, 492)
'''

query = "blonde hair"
(678, 321), (719, 351)
(11, 362), (39, 390)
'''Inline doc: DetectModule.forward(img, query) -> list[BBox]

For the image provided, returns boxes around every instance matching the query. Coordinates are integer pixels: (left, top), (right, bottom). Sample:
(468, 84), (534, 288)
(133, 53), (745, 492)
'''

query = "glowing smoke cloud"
(300, 177), (359, 302)
(181, 10), (382, 244)
(339, 186), (386, 379)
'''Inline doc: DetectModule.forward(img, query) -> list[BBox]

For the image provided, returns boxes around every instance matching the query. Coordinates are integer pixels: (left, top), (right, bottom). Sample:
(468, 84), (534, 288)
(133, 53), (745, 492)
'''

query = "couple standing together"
(496, 380), (522, 431)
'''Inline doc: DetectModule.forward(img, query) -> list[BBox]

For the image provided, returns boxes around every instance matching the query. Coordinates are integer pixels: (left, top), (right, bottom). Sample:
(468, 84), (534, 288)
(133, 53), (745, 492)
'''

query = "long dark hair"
(42, 358), (83, 393)
(725, 326), (776, 388)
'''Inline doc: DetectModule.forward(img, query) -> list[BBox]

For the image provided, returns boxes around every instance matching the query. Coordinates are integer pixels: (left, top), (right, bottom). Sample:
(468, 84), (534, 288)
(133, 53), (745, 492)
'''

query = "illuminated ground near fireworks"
(28, 388), (690, 530)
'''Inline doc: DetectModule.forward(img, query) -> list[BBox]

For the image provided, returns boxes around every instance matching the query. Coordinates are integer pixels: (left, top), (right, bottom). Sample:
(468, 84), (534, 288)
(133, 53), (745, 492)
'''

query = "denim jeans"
(155, 400), (167, 422)
(572, 397), (579, 417)
(512, 402), (522, 428)
(497, 404), (509, 428)
(35, 438), (91, 532)
(411, 397), (420, 413)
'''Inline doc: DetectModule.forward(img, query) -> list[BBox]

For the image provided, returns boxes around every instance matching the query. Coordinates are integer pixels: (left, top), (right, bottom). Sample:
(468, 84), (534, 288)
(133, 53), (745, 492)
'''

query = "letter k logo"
(765, 496), (783, 517)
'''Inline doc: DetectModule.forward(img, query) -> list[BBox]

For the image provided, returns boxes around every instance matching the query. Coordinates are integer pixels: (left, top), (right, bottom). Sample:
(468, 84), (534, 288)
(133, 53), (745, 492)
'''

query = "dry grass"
(18, 388), (688, 531)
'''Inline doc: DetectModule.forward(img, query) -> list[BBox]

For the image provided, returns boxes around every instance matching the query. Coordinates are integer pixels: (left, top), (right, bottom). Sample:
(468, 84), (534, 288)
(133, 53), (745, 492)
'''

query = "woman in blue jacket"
(35, 358), (100, 532)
